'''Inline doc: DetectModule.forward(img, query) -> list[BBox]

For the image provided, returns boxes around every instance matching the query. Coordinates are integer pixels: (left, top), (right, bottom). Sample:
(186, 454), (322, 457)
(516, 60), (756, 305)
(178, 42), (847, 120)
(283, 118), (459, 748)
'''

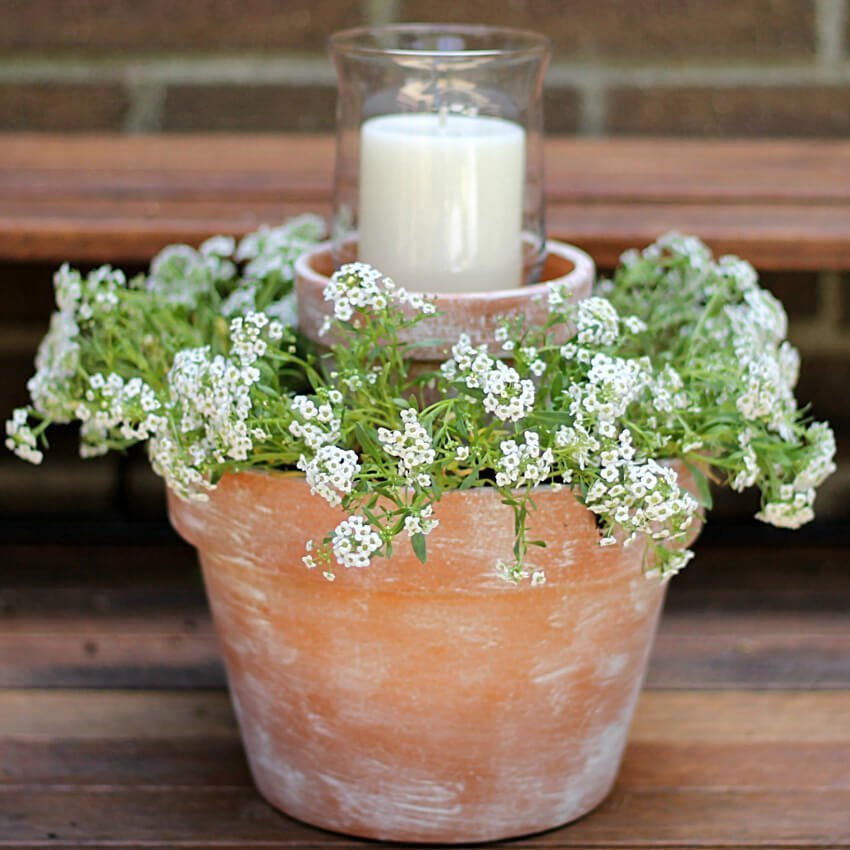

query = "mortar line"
(124, 80), (166, 133)
(366, 0), (401, 26)
(1, 56), (849, 87)
(815, 0), (848, 66)
(578, 77), (606, 136)
(817, 270), (844, 332)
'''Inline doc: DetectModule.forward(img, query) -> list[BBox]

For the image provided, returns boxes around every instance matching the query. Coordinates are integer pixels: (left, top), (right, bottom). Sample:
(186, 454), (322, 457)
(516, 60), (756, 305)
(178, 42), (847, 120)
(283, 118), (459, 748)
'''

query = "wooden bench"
(2, 135), (849, 269)
(1, 134), (849, 849)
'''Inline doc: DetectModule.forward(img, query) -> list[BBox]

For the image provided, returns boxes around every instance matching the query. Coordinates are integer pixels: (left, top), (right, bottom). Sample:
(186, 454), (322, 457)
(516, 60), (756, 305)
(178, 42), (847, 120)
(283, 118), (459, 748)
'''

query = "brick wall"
(0, 0), (848, 136)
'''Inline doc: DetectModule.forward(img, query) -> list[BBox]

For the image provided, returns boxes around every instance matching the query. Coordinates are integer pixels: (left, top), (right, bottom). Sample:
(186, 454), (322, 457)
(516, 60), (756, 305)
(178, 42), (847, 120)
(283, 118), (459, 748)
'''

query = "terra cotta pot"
(169, 471), (684, 843)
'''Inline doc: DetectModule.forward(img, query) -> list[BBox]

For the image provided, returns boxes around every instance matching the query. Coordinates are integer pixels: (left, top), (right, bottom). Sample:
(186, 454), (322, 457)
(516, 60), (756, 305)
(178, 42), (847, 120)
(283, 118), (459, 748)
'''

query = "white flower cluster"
(566, 353), (650, 423)
(794, 423), (837, 491)
(323, 262), (436, 324)
(147, 238), (235, 308)
(288, 391), (342, 451)
(331, 515), (383, 569)
(27, 264), (127, 421)
(644, 231), (713, 274)
(5, 408), (43, 465)
(167, 345), (260, 462)
(649, 364), (689, 415)
(77, 373), (163, 458)
(377, 408), (436, 487)
(576, 297), (620, 346)
(235, 215), (324, 282)
(719, 262), (799, 440)
(585, 458), (699, 558)
(55, 263), (125, 322)
(730, 429), (759, 492)
(442, 335), (536, 422)
(229, 312), (284, 367)
(496, 431), (553, 488)
(756, 486), (815, 529)
(555, 421), (599, 472)
(297, 444), (360, 507)
(752, 422), (835, 530)
(403, 504), (439, 537)
(218, 217), (323, 326)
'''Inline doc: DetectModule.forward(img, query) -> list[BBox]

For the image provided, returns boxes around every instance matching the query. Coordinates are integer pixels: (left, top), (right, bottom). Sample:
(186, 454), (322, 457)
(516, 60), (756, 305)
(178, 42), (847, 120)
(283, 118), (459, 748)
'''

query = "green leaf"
(355, 422), (381, 456)
(528, 410), (573, 426)
(411, 532), (427, 564)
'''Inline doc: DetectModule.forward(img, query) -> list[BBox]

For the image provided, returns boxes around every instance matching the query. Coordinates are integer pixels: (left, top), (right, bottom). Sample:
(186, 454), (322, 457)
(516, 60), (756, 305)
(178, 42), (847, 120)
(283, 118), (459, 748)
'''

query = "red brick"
(607, 86), (850, 137)
(0, 83), (129, 131)
(162, 83), (336, 132)
(396, 0), (815, 61)
(0, 0), (363, 52)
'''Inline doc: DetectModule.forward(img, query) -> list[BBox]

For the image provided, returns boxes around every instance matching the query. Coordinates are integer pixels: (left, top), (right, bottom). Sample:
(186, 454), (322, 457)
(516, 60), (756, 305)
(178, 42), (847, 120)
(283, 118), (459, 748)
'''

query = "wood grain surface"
(1, 134), (848, 270)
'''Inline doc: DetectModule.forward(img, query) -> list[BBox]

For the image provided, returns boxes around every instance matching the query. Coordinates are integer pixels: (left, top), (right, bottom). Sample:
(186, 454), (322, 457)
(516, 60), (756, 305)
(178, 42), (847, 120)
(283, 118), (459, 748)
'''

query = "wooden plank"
(551, 203), (850, 271)
(0, 787), (847, 846)
(0, 738), (251, 786)
(0, 135), (848, 269)
(1, 690), (847, 742)
(619, 742), (850, 791)
(0, 691), (236, 738)
(630, 692), (850, 743)
(3, 738), (847, 792)
(2, 135), (848, 204)
(1, 612), (848, 690)
(0, 633), (223, 688)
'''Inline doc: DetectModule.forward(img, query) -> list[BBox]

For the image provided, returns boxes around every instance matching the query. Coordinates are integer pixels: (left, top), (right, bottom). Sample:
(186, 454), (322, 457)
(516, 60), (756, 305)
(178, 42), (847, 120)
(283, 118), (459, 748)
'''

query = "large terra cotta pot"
(169, 471), (687, 843)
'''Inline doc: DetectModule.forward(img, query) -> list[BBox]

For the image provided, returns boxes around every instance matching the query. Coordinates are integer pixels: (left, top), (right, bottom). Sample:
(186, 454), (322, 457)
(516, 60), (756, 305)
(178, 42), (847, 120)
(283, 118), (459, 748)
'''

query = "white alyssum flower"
(26, 309), (80, 421)
(288, 392), (341, 451)
(585, 459), (699, 561)
(5, 408), (43, 465)
(235, 214), (325, 282)
(794, 422), (837, 491)
(496, 431), (553, 488)
(297, 444), (360, 507)
(555, 422), (599, 470)
(377, 408), (436, 486)
(566, 353), (650, 423)
(757, 489), (815, 529)
(331, 515), (382, 568)
(147, 243), (234, 308)
(27, 264), (129, 421)
(77, 372), (163, 458)
(403, 504), (439, 537)
(576, 297), (620, 346)
(442, 335), (536, 423)
(324, 262), (436, 323)
(229, 312), (283, 367)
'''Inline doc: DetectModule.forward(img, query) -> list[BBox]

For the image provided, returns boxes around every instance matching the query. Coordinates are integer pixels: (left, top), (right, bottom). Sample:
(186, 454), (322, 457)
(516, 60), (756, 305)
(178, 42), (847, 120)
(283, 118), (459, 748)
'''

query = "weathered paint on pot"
(169, 471), (678, 843)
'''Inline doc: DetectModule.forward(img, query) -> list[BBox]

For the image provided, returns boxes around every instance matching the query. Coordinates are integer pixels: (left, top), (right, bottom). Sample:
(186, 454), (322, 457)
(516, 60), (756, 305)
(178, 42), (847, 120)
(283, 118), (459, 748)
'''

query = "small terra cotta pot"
(169, 470), (695, 843)
(294, 239), (596, 359)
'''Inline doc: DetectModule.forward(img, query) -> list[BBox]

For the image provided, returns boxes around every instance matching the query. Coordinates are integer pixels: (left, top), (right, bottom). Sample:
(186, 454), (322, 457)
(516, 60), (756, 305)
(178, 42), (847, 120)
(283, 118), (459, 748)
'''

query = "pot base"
(251, 772), (616, 844)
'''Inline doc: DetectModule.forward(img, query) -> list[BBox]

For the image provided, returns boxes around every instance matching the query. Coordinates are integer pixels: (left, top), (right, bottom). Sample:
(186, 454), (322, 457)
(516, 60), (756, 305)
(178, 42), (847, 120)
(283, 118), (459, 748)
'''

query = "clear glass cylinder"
(329, 24), (551, 293)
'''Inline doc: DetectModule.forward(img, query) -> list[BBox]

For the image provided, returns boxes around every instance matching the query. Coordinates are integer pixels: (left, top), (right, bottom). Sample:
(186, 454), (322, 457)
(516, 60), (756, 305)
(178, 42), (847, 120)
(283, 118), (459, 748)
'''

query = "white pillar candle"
(358, 112), (525, 293)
